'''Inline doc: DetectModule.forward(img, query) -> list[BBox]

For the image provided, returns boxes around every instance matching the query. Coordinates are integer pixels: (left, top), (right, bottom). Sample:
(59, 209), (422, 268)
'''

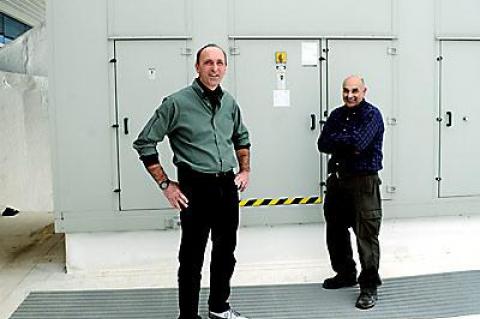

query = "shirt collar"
(194, 78), (224, 100)
(344, 99), (367, 113)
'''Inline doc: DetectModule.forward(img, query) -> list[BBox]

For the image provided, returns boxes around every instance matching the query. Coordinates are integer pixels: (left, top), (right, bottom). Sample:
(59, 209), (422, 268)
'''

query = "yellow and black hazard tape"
(239, 196), (322, 207)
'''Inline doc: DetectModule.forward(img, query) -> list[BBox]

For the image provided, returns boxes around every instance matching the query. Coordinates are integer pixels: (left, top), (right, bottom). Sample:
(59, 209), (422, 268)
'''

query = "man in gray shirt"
(133, 44), (251, 319)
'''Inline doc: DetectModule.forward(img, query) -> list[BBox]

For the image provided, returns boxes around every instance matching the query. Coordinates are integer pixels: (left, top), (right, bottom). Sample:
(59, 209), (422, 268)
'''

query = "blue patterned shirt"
(317, 100), (384, 175)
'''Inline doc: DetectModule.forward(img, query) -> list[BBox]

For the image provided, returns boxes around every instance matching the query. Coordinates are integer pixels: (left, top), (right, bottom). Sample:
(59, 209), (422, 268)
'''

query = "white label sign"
(301, 42), (318, 66)
(273, 90), (290, 107)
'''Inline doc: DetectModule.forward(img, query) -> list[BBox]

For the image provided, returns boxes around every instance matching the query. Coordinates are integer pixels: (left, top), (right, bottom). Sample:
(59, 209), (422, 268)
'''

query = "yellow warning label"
(275, 51), (287, 64)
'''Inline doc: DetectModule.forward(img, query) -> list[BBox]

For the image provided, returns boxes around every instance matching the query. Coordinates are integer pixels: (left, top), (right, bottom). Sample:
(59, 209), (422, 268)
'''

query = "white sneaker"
(208, 308), (249, 319)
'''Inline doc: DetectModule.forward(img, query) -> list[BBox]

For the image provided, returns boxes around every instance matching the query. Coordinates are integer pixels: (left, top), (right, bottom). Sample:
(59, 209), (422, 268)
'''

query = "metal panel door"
(115, 40), (188, 210)
(326, 40), (395, 199)
(439, 41), (480, 197)
(233, 40), (322, 213)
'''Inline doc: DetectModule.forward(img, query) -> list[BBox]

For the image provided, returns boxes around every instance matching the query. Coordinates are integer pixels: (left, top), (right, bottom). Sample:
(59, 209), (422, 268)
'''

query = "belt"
(333, 171), (377, 179)
(178, 166), (234, 180)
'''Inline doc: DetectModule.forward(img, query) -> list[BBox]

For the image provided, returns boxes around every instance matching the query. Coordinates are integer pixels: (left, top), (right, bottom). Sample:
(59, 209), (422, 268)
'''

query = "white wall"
(0, 20), (50, 213)
(232, 0), (393, 35)
(391, 0), (438, 205)
(383, 0), (480, 218)
(0, 71), (51, 212)
(48, 0), (114, 218)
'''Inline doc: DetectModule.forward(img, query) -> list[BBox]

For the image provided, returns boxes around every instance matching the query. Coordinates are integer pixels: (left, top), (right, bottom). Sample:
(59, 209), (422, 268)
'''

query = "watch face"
(160, 180), (169, 190)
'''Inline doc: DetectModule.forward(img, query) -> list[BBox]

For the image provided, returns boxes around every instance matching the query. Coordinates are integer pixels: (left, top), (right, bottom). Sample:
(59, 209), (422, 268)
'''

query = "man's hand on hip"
(163, 181), (189, 209)
(234, 171), (249, 192)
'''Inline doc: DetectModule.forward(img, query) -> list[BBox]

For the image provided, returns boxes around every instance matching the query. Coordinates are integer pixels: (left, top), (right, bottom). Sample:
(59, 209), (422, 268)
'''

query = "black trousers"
(323, 173), (383, 288)
(177, 167), (239, 319)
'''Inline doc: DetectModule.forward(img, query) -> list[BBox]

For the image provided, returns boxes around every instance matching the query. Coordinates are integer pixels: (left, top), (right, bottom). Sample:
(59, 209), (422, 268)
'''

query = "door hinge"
(229, 46), (240, 55)
(386, 185), (397, 193)
(436, 56), (443, 61)
(111, 123), (119, 128)
(109, 58), (117, 63)
(319, 56), (326, 62)
(113, 188), (121, 193)
(181, 47), (192, 56)
(435, 177), (442, 181)
(387, 47), (398, 55)
(386, 117), (397, 126)
(436, 117), (442, 122)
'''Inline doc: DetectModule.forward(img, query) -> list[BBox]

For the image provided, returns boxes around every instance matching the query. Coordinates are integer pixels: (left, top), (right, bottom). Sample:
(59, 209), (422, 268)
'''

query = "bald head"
(342, 75), (367, 108)
(343, 75), (365, 87)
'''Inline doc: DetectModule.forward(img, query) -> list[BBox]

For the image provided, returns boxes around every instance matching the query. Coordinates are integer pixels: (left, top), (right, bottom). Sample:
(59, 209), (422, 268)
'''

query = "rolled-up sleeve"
(231, 102), (250, 149)
(133, 97), (176, 158)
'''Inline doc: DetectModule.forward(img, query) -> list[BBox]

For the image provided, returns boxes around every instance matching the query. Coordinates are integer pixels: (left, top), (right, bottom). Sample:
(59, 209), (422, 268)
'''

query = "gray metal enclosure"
(48, 0), (480, 233)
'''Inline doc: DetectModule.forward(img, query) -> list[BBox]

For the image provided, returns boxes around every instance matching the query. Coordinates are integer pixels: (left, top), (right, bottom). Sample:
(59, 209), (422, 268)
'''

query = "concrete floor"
(1, 212), (479, 319)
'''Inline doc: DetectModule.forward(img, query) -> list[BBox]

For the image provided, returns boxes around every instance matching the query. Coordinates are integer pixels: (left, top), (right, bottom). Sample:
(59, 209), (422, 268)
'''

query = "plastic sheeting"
(0, 71), (52, 212)
(0, 22), (46, 76)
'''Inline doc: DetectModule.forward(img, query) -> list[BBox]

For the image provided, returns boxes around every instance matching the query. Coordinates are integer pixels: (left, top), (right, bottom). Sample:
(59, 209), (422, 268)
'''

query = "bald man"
(317, 75), (384, 309)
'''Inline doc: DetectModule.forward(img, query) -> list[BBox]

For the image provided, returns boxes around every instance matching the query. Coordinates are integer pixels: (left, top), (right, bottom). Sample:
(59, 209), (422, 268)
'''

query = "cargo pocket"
(357, 176), (382, 211)
(358, 209), (382, 238)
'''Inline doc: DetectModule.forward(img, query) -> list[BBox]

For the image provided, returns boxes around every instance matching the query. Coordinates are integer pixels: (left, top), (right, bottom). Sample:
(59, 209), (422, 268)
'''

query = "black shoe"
(355, 288), (378, 309)
(322, 274), (357, 289)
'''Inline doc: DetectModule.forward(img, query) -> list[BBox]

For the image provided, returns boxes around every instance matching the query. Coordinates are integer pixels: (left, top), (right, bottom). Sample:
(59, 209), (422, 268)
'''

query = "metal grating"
(9, 270), (480, 319)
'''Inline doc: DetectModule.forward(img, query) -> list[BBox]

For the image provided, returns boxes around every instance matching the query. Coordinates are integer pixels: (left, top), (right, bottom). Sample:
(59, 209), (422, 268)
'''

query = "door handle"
(123, 117), (129, 135)
(310, 114), (316, 130)
(446, 111), (452, 127)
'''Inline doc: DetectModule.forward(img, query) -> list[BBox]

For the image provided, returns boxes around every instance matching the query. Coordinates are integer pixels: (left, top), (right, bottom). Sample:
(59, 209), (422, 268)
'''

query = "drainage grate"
(9, 270), (480, 319)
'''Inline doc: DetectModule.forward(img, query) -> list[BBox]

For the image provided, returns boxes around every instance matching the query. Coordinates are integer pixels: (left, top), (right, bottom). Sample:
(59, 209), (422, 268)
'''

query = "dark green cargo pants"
(323, 173), (382, 288)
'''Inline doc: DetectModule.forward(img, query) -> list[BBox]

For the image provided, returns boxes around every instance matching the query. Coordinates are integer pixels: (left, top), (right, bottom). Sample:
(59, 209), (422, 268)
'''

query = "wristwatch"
(158, 178), (170, 190)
